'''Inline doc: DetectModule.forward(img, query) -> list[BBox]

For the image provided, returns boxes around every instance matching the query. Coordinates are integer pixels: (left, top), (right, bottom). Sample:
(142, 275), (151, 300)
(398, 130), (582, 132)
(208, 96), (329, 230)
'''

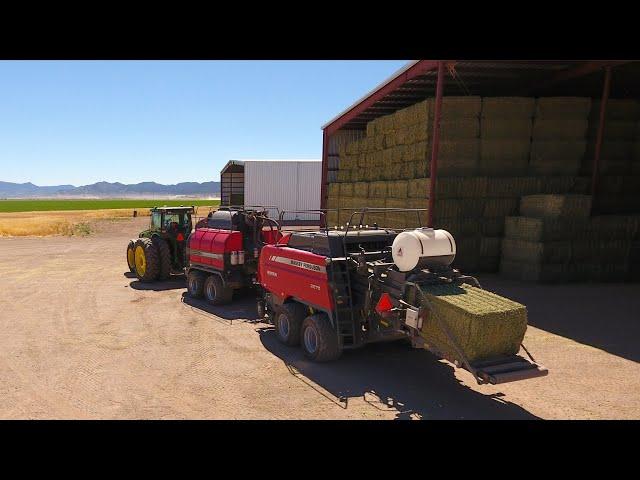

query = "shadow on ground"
(128, 274), (187, 292)
(479, 274), (640, 363)
(180, 290), (258, 322)
(257, 327), (539, 420)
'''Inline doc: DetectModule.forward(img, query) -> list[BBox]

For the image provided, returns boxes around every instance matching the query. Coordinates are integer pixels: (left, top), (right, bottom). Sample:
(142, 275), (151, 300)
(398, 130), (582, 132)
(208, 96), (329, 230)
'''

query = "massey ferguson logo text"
(270, 256), (326, 273)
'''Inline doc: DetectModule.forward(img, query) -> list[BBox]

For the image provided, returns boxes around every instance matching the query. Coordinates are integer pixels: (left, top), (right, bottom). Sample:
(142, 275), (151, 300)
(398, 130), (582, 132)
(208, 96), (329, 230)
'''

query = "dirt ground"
(0, 216), (639, 419)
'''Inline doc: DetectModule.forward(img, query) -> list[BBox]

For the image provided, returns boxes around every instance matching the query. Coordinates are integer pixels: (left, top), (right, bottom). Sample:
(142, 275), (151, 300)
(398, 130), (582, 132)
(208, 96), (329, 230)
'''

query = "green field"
(0, 199), (220, 213)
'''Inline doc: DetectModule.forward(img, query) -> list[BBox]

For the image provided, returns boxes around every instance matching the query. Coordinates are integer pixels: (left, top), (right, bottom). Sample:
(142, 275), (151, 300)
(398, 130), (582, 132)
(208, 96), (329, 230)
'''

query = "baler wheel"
(133, 238), (160, 282)
(204, 274), (233, 305)
(126, 240), (136, 273)
(186, 270), (205, 298)
(152, 236), (171, 280)
(301, 313), (342, 362)
(274, 302), (306, 346)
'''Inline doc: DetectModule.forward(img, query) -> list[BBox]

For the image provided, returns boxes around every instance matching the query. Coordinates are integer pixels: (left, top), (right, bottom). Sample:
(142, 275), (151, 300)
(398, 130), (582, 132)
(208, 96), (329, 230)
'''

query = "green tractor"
(126, 206), (194, 282)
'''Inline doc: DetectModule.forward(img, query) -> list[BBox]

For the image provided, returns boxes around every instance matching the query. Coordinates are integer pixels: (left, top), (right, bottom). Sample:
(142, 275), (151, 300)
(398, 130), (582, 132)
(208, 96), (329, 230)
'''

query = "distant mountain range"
(0, 181), (220, 198)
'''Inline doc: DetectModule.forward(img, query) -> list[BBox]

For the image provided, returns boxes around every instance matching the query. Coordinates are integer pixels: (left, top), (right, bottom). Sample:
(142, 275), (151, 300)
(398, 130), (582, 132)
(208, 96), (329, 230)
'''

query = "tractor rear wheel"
(152, 236), (171, 280)
(133, 238), (160, 282)
(301, 313), (342, 362)
(204, 274), (233, 305)
(186, 270), (205, 298)
(275, 302), (307, 346)
(126, 240), (136, 273)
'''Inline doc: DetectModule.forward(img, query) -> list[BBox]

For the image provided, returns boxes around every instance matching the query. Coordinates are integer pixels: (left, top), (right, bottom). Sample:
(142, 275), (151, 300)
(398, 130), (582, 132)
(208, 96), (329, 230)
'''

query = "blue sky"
(0, 60), (408, 186)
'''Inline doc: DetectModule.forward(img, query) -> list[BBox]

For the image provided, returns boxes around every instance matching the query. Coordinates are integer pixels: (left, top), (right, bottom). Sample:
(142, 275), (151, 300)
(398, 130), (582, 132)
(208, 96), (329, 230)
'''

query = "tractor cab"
(149, 206), (194, 237)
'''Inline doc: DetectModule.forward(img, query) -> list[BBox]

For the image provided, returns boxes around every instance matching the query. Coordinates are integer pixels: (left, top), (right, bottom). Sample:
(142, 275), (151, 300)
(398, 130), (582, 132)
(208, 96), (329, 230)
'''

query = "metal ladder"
(328, 253), (357, 347)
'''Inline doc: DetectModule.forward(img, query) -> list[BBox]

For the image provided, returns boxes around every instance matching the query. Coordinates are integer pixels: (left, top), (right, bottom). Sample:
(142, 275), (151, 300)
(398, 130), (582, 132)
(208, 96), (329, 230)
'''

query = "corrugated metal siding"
(244, 161), (322, 222)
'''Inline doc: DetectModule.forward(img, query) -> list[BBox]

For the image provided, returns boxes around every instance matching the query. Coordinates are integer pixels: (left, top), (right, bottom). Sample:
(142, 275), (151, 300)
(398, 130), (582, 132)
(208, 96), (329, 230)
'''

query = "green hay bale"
(481, 217), (506, 237)
(535, 97), (592, 119)
(499, 259), (572, 283)
(336, 169), (352, 183)
(501, 238), (572, 264)
(480, 236), (502, 258)
(414, 160), (429, 178)
(328, 183), (340, 198)
(428, 96), (482, 119)
(486, 177), (541, 197)
(480, 139), (530, 175)
(382, 162), (416, 181)
(352, 169), (368, 182)
(528, 158), (582, 176)
(571, 239), (631, 263)
(391, 145), (407, 164)
(480, 118), (532, 140)
(504, 216), (588, 241)
(339, 154), (357, 170)
(326, 196), (339, 210)
(382, 148), (394, 166)
(346, 141), (358, 155)
(387, 180), (408, 198)
(587, 121), (637, 141)
(481, 97), (535, 118)
(339, 182), (354, 197)
(365, 166), (383, 182)
(395, 129), (408, 145)
(530, 139), (586, 162)
(520, 194), (592, 219)
(385, 198), (421, 229)
(405, 124), (429, 144)
(353, 182), (369, 198)
(483, 198), (519, 217)
(374, 134), (385, 151)
(417, 282), (527, 363)
(590, 99), (640, 121)
(364, 137), (375, 154)
(369, 181), (388, 198)
(384, 133), (396, 149)
(531, 118), (588, 140)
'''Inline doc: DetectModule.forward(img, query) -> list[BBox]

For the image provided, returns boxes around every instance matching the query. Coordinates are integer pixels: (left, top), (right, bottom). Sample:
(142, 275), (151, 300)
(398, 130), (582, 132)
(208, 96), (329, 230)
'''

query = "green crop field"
(0, 199), (220, 213)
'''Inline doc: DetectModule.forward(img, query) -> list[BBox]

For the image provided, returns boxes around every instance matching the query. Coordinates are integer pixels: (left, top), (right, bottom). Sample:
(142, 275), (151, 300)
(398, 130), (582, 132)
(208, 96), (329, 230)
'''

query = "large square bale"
(528, 157), (582, 176)
(366, 120), (376, 137)
(520, 194), (592, 219)
(481, 97), (535, 118)
(337, 169), (352, 183)
(328, 183), (340, 198)
(571, 239), (631, 263)
(429, 96), (482, 119)
(365, 166), (382, 182)
(339, 182), (354, 197)
(352, 168), (367, 182)
(480, 236), (502, 258)
(385, 198), (413, 229)
(587, 121), (637, 141)
(535, 97), (591, 119)
(532, 118), (588, 140)
(387, 180), (408, 198)
(480, 139), (530, 175)
(327, 196), (339, 209)
(417, 283), (527, 363)
(501, 238), (572, 263)
(530, 139), (586, 163)
(590, 99), (640, 121)
(435, 216), (482, 237)
(586, 140), (634, 162)
(414, 160), (429, 178)
(369, 181), (388, 198)
(480, 118), (533, 139)
(374, 134), (385, 151)
(504, 216), (588, 241)
(539, 176), (579, 195)
(438, 118), (480, 140)
(499, 259), (572, 283)
(483, 198), (520, 217)
(486, 177), (541, 197)
(353, 182), (369, 198)
(481, 217), (506, 237)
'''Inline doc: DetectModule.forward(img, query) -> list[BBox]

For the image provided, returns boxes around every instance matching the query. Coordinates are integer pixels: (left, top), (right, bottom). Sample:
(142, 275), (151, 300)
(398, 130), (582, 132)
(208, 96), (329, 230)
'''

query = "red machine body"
(188, 228), (243, 270)
(258, 241), (333, 311)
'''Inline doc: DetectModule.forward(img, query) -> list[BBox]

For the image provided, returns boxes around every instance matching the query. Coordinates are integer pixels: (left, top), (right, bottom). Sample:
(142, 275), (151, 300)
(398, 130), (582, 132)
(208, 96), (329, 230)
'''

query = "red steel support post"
(427, 61), (445, 227)
(320, 129), (329, 227)
(591, 65), (612, 208)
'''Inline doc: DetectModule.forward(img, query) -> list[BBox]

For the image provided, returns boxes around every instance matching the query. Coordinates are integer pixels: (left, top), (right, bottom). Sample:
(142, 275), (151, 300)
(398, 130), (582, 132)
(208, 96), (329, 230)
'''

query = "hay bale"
(504, 216), (588, 241)
(391, 145), (407, 164)
(326, 211), (339, 227)
(480, 118), (532, 139)
(328, 183), (340, 198)
(336, 169), (352, 183)
(365, 166), (383, 182)
(573, 262), (629, 283)
(590, 99), (640, 121)
(339, 182), (354, 197)
(539, 176), (580, 195)
(409, 177), (488, 199)
(454, 236), (481, 272)
(382, 162), (416, 181)
(428, 96), (482, 119)
(326, 196), (339, 209)
(571, 176), (591, 194)
(414, 161), (429, 178)
(340, 154), (357, 170)
(500, 259), (572, 283)
(481, 217), (506, 237)
(532, 118), (588, 140)
(435, 216), (482, 237)
(530, 139), (586, 162)
(352, 168), (367, 182)
(480, 139), (530, 175)
(483, 198), (519, 217)
(417, 283), (527, 363)
(571, 239), (631, 263)
(385, 198), (419, 229)
(587, 121), (637, 141)
(387, 180), (408, 198)
(528, 158), (582, 176)
(366, 120), (376, 137)
(437, 119), (480, 140)
(535, 97), (591, 119)
(486, 177), (541, 197)
(374, 134), (385, 151)
(353, 182), (369, 198)
(436, 199), (485, 218)
(501, 238), (572, 264)
(480, 236), (502, 258)
(481, 97), (535, 118)
(369, 181), (388, 198)
(520, 194), (592, 219)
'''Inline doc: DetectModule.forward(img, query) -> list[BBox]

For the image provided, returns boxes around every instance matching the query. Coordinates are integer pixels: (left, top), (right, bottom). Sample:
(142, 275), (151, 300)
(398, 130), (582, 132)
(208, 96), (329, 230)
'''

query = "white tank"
(391, 228), (456, 272)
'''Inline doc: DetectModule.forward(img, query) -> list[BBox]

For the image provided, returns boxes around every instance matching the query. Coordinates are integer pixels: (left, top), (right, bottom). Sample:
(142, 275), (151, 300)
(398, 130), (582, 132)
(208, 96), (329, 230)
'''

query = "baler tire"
(126, 240), (136, 273)
(152, 236), (172, 281)
(204, 274), (233, 305)
(134, 238), (160, 282)
(187, 270), (205, 298)
(301, 313), (342, 362)
(274, 302), (306, 346)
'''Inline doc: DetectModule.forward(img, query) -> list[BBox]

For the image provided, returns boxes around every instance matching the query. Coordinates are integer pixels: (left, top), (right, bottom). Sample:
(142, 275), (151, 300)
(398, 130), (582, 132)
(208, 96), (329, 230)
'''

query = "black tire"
(126, 240), (136, 273)
(274, 302), (306, 346)
(133, 238), (160, 282)
(152, 236), (171, 280)
(186, 270), (205, 298)
(301, 313), (342, 362)
(203, 274), (233, 305)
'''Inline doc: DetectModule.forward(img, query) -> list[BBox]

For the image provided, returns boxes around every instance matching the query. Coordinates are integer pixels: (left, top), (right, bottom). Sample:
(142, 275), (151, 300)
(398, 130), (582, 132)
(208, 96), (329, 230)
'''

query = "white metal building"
(220, 159), (322, 222)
